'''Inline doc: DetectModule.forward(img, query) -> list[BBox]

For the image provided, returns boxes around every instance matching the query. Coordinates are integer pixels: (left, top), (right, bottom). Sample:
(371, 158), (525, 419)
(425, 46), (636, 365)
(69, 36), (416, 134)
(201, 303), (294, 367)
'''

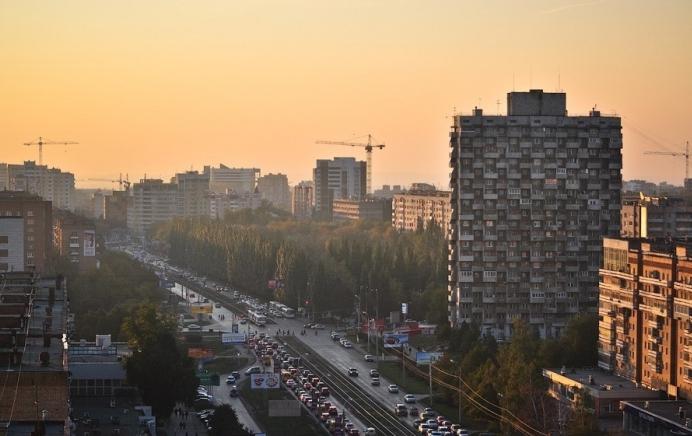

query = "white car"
(343, 341), (353, 348)
(364, 354), (374, 362)
(387, 384), (399, 393)
(404, 394), (416, 403)
(312, 323), (326, 329)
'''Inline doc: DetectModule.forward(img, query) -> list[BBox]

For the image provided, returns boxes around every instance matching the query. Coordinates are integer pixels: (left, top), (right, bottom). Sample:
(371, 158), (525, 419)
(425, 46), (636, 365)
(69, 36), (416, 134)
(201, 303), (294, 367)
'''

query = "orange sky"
(1, 0), (691, 189)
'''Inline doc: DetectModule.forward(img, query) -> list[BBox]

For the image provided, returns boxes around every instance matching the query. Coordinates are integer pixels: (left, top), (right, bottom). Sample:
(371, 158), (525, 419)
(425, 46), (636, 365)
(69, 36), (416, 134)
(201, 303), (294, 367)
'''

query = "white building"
(4, 161), (75, 210)
(313, 157), (366, 219)
(205, 165), (259, 194)
(127, 179), (179, 235)
(206, 191), (262, 219)
(0, 217), (25, 272)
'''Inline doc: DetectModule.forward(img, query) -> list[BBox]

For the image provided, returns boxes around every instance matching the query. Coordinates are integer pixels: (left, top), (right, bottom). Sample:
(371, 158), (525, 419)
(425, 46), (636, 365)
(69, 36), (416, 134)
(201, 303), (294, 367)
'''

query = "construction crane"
(644, 141), (690, 181)
(315, 134), (385, 196)
(23, 136), (78, 165)
(84, 174), (131, 191)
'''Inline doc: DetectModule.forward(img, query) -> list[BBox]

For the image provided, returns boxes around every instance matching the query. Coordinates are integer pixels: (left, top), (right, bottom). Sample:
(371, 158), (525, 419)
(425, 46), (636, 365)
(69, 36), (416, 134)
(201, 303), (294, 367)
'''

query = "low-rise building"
(332, 198), (392, 221)
(621, 400), (692, 435)
(543, 368), (660, 419)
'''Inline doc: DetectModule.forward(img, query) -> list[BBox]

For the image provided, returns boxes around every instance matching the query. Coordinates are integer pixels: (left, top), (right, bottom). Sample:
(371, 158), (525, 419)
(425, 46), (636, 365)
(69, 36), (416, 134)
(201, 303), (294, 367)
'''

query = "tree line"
(152, 207), (448, 323)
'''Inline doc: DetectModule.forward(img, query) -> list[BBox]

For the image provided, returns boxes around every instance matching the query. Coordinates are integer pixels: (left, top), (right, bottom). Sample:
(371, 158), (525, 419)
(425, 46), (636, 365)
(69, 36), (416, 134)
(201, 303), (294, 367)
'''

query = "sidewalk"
(165, 402), (209, 436)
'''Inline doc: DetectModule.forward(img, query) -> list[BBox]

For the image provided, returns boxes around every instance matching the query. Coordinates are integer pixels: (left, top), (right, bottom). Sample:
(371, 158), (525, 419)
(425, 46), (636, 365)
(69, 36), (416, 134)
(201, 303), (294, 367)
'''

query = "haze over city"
(2, 0), (691, 187)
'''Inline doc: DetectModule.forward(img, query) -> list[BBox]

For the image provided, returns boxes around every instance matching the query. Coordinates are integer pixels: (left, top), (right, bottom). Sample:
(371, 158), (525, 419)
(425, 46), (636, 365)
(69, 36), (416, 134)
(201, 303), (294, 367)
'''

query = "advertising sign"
(190, 304), (213, 315)
(268, 400), (301, 417)
(221, 333), (246, 344)
(250, 373), (280, 390)
(401, 303), (408, 315)
(383, 333), (409, 348)
(416, 351), (443, 365)
(83, 230), (96, 257)
(188, 348), (214, 359)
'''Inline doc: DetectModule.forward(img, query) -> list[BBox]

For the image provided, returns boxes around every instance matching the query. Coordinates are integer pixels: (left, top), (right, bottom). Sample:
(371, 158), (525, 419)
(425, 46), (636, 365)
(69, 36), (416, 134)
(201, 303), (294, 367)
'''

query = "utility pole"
(354, 291), (361, 344)
(375, 288), (380, 360)
(429, 363), (433, 409)
(458, 366), (462, 424)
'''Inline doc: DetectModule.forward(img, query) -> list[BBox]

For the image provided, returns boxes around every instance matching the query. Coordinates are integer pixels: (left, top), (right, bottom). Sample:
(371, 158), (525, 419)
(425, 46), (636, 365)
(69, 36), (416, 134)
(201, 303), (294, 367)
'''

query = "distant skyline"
(2, 1), (691, 189)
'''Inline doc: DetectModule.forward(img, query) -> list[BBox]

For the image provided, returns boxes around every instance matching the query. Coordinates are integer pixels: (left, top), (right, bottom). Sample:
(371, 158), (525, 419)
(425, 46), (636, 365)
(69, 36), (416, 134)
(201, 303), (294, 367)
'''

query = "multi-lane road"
(118, 244), (430, 434)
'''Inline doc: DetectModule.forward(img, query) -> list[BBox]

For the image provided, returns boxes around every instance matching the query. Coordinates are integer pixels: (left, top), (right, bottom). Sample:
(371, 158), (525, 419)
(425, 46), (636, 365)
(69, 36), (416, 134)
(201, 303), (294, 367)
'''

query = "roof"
(70, 361), (126, 380)
(0, 371), (69, 422)
(543, 368), (661, 400)
(622, 400), (692, 434)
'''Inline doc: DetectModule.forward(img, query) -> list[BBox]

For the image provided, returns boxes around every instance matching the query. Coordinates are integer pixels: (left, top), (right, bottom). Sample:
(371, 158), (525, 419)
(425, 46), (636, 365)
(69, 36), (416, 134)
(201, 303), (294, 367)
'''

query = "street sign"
(416, 351), (443, 365)
(222, 333), (246, 344)
(197, 372), (220, 386)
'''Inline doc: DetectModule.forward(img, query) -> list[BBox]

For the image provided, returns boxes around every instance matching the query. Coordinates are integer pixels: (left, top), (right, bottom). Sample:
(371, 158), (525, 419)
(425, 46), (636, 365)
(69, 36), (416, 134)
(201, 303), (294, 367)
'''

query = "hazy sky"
(1, 0), (691, 189)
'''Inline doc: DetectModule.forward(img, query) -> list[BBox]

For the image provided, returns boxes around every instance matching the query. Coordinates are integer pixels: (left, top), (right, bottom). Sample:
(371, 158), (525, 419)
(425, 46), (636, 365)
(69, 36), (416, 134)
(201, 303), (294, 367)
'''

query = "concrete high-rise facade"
(4, 161), (75, 210)
(104, 190), (129, 228)
(448, 89), (623, 339)
(127, 179), (179, 235)
(392, 185), (451, 236)
(53, 211), (98, 271)
(313, 157), (366, 219)
(206, 164), (259, 194)
(621, 194), (692, 239)
(292, 181), (314, 220)
(172, 171), (210, 217)
(0, 217), (24, 272)
(0, 191), (53, 272)
(257, 173), (291, 211)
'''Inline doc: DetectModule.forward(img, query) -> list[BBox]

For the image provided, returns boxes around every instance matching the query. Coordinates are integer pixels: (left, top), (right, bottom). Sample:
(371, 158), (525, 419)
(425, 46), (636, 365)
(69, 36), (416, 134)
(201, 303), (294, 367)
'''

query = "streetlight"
(354, 293), (361, 344)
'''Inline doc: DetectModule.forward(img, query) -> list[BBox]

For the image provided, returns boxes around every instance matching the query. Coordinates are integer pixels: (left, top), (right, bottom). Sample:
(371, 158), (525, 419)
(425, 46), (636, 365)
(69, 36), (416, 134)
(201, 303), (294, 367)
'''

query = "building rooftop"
(623, 400), (692, 433)
(544, 367), (662, 399)
(71, 396), (151, 435)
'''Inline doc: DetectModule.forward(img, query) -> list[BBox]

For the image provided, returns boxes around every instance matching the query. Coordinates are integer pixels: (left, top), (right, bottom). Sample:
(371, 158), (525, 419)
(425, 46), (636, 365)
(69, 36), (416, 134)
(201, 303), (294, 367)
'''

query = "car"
(226, 375), (236, 384)
(348, 368), (359, 377)
(420, 411), (437, 420)
(371, 378), (380, 386)
(369, 369), (379, 378)
(394, 403), (408, 417)
(364, 354), (374, 362)
(456, 429), (470, 436)
(303, 323), (314, 329)
(404, 394), (416, 403)
(387, 384), (399, 393)
(231, 371), (240, 379)
(245, 366), (261, 376)
(363, 428), (376, 436)
(343, 341), (353, 348)
(229, 386), (239, 397)
(409, 407), (419, 416)
(312, 323), (326, 329)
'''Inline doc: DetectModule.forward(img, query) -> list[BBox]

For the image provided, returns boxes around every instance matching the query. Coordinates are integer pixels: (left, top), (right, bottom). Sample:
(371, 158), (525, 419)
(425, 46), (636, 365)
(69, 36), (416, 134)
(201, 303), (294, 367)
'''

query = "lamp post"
(354, 292), (361, 343)
(373, 288), (380, 360)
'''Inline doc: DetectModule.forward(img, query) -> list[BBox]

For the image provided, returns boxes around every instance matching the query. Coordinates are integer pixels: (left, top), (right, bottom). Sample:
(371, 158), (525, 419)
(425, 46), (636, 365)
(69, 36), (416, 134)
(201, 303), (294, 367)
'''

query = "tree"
(208, 404), (252, 436)
(123, 305), (198, 417)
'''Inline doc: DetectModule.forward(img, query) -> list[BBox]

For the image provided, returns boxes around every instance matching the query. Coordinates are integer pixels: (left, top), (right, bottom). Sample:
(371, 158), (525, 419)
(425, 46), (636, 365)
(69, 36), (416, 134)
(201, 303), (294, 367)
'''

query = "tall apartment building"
(392, 185), (451, 236)
(621, 194), (692, 239)
(105, 190), (129, 227)
(54, 211), (98, 271)
(205, 164), (260, 194)
(127, 179), (178, 235)
(0, 191), (53, 272)
(0, 164), (8, 190)
(313, 157), (366, 219)
(4, 161), (75, 210)
(172, 171), (210, 217)
(448, 89), (623, 339)
(598, 237), (692, 400)
(257, 173), (291, 211)
(292, 181), (314, 220)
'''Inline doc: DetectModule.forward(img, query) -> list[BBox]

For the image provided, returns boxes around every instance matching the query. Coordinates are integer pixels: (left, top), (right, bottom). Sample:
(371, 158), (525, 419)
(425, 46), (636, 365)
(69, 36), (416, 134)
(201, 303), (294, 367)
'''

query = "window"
(0, 236), (7, 244)
(0, 249), (7, 257)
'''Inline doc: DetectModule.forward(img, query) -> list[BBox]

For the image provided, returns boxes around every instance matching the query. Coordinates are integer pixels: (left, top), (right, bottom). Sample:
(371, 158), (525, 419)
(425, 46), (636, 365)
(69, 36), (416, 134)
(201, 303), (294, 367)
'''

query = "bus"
(281, 306), (296, 318)
(248, 309), (267, 327)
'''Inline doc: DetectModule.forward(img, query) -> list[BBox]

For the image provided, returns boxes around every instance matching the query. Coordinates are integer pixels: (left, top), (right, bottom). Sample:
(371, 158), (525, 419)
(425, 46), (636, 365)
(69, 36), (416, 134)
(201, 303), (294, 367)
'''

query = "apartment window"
(483, 271), (497, 279)
(460, 271), (473, 278)
(27, 210), (34, 217)
(0, 236), (7, 244)
(0, 249), (7, 257)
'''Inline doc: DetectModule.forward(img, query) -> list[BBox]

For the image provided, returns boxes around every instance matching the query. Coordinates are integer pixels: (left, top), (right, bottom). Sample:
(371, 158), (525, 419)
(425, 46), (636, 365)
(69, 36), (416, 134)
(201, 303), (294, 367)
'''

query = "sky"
(1, 0), (691, 190)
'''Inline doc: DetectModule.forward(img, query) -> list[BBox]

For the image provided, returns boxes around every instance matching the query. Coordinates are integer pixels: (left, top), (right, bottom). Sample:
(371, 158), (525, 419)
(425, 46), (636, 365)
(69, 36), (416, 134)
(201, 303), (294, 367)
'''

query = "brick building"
(0, 191), (53, 273)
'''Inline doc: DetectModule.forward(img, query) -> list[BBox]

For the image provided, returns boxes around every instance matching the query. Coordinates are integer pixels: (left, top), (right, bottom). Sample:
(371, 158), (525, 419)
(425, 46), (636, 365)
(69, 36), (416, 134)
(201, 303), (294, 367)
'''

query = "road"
(119, 245), (431, 433)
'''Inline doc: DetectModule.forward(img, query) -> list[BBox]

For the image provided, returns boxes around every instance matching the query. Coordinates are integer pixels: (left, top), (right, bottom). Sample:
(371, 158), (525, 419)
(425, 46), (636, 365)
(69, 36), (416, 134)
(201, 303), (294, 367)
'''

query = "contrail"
(540, 0), (605, 15)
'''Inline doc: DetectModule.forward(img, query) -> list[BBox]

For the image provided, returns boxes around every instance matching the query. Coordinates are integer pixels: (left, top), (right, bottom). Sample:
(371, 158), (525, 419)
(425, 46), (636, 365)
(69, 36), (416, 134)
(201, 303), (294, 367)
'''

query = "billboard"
(221, 333), (246, 344)
(250, 373), (280, 390)
(268, 400), (301, 417)
(416, 351), (443, 365)
(188, 348), (214, 359)
(190, 304), (213, 315)
(83, 230), (96, 257)
(383, 333), (408, 348)
(401, 303), (408, 315)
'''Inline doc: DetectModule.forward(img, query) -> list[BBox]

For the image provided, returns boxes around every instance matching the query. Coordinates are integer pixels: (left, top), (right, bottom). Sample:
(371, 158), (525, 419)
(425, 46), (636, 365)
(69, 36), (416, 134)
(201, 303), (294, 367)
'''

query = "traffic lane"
(216, 370), (262, 435)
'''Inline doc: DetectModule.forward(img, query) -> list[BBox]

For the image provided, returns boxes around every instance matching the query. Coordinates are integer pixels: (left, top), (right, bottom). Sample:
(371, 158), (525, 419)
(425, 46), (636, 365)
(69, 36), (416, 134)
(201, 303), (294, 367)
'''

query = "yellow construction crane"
(315, 134), (385, 196)
(23, 136), (78, 165)
(644, 141), (690, 180)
